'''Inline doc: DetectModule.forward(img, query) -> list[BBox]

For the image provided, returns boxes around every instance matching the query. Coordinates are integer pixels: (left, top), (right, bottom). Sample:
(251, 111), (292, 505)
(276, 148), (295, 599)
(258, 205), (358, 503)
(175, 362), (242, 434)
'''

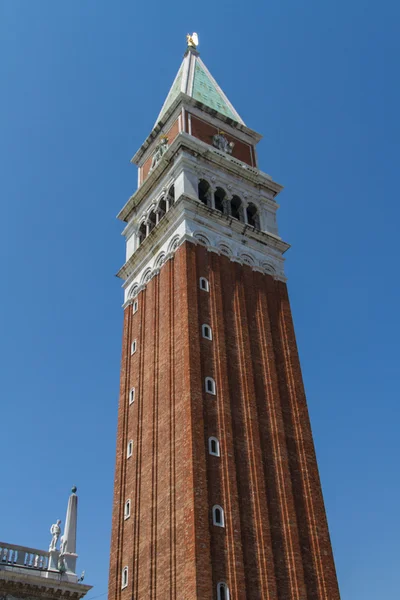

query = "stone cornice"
(116, 194), (289, 282)
(118, 134), (283, 223)
(117, 199), (185, 280)
(0, 570), (91, 600)
(121, 233), (287, 308)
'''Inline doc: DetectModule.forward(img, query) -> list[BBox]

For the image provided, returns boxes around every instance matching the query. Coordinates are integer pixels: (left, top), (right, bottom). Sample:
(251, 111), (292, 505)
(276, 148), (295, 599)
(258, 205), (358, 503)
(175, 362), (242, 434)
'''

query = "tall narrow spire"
(154, 34), (245, 127)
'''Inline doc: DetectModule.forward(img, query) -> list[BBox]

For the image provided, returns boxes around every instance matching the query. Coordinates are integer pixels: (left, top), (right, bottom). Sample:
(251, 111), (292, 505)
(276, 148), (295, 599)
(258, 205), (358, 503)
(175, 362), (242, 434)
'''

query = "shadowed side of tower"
(108, 36), (341, 600)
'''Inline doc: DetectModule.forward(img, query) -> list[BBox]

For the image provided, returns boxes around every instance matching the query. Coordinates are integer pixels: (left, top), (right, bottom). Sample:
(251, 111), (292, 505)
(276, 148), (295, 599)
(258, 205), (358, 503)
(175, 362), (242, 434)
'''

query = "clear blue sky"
(1, 1), (399, 599)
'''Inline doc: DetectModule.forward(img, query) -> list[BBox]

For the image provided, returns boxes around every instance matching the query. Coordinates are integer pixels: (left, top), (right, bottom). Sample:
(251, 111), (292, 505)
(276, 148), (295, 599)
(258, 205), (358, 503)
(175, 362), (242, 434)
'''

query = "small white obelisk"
(59, 486), (79, 580)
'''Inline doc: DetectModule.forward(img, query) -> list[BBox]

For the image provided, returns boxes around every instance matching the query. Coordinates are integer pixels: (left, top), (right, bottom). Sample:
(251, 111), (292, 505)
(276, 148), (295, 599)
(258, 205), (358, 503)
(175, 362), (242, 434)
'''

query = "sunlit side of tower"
(108, 35), (341, 600)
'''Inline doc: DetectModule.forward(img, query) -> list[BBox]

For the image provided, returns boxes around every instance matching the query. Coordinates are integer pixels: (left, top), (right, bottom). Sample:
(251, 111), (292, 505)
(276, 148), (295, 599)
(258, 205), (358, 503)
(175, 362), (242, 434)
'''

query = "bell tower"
(108, 35), (341, 600)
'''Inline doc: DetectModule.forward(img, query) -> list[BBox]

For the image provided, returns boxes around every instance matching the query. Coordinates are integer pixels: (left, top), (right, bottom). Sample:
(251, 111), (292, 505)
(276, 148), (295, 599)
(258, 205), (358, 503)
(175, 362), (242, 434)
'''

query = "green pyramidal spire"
(154, 38), (245, 127)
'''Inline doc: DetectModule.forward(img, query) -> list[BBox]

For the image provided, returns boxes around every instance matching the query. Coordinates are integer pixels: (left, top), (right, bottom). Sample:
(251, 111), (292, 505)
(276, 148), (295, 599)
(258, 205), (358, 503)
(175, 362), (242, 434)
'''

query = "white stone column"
(242, 201), (248, 224)
(210, 184), (217, 209)
(223, 194), (232, 216)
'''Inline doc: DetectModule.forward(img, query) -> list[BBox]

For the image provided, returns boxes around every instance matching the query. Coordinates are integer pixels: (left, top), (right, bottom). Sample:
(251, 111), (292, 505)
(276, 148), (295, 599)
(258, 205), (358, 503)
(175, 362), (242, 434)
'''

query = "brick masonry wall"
(188, 113), (255, 167)
(140, 118), (181, 184)
(108, 241), (341, 600)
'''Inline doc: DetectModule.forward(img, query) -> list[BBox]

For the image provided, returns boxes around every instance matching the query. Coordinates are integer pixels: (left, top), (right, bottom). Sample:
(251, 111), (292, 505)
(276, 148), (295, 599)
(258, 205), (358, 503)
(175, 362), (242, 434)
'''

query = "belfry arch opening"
(231, 195), (243, 221)
(158, 197), (167, 219)
(198, 179), (211, 206)
(168, 184), (175, 205)
(214, 187), (226, 214)
(138, 222), (147, 246)
(147, 210), (157, 234)
(246, 202), (260, 230)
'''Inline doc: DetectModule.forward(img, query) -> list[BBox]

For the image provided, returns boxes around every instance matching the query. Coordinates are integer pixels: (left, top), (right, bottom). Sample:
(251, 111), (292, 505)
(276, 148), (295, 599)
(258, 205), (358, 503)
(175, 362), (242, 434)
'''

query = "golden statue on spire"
(186, 32), (199, 49)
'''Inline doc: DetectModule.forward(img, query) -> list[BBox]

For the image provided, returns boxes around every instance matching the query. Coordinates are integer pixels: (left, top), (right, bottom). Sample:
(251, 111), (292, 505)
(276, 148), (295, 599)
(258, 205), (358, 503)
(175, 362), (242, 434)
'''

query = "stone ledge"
(0, 570), (92, 600)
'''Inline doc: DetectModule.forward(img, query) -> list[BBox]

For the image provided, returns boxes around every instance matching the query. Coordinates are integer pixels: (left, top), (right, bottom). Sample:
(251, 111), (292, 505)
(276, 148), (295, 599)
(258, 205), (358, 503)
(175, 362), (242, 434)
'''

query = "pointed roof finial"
(186, 32), (199, 50)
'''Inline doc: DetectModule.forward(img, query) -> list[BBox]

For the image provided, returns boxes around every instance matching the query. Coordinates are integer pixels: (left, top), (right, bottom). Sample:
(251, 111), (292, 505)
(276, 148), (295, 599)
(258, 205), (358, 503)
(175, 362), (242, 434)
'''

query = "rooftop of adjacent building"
(0, 488), (91, 600)
(0, 541), (90, 600)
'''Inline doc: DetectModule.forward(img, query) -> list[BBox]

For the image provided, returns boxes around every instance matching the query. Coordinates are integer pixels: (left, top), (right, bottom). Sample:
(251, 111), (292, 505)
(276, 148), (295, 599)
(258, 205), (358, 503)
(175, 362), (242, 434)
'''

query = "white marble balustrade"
(0, 542), (49, 570)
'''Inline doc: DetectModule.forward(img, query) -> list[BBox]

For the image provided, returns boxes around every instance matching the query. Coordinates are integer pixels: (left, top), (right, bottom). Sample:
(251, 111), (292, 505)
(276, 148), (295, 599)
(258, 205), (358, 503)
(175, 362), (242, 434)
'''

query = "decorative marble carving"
(193, 233), (210, 246)
(49, 520), (61, 552)
(212, 132), (234, 155)
(150, 136), (169, 171)
(186, 32), (199, 49)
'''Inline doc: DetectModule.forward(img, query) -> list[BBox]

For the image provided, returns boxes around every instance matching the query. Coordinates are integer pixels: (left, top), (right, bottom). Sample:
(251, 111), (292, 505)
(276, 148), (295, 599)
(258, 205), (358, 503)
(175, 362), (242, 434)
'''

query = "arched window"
(129, 387), (135, 404)
(205, 377), (216, 395)
(131, 340), (137, 355)
(214, 187), (226, 213)
(217, 582), (230, 600)
(199, 277), (209, 292)
(208, 437), (220, 457)
(246, 203), (261, 230)
(231, 195), (244, 222)
(168, 184), (175, 205)
(147, 210), (157, 234)
(212, 505), (225, 527)
(124, 500), (131, 519)
(138, 222), (147, 246)
(127, 440), (133, 458)
(132, 300), (138, 314)
(202, 324), (212, 340)
(122, 567), (128, 589)
(198, 179), (211, 206)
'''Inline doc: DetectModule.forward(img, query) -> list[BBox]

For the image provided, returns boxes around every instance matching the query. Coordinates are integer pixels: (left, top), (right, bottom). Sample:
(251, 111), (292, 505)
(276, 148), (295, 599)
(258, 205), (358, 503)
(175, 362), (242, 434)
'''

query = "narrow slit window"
(124, 500), (131, 519)
(129, 387), (135, 405)
(132, 300), (138, 314)
(202, 324), (212, 340)
(199, 277), (209, 292)
(122, 567), (128, 589)
(217, 582), (230, 600)
(208, 437), (220, 457)
(127, 440), (133, 458)
(131, 340), (137, 355)
(212, 505), (225, 527)
(205, 377), (216, 395)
